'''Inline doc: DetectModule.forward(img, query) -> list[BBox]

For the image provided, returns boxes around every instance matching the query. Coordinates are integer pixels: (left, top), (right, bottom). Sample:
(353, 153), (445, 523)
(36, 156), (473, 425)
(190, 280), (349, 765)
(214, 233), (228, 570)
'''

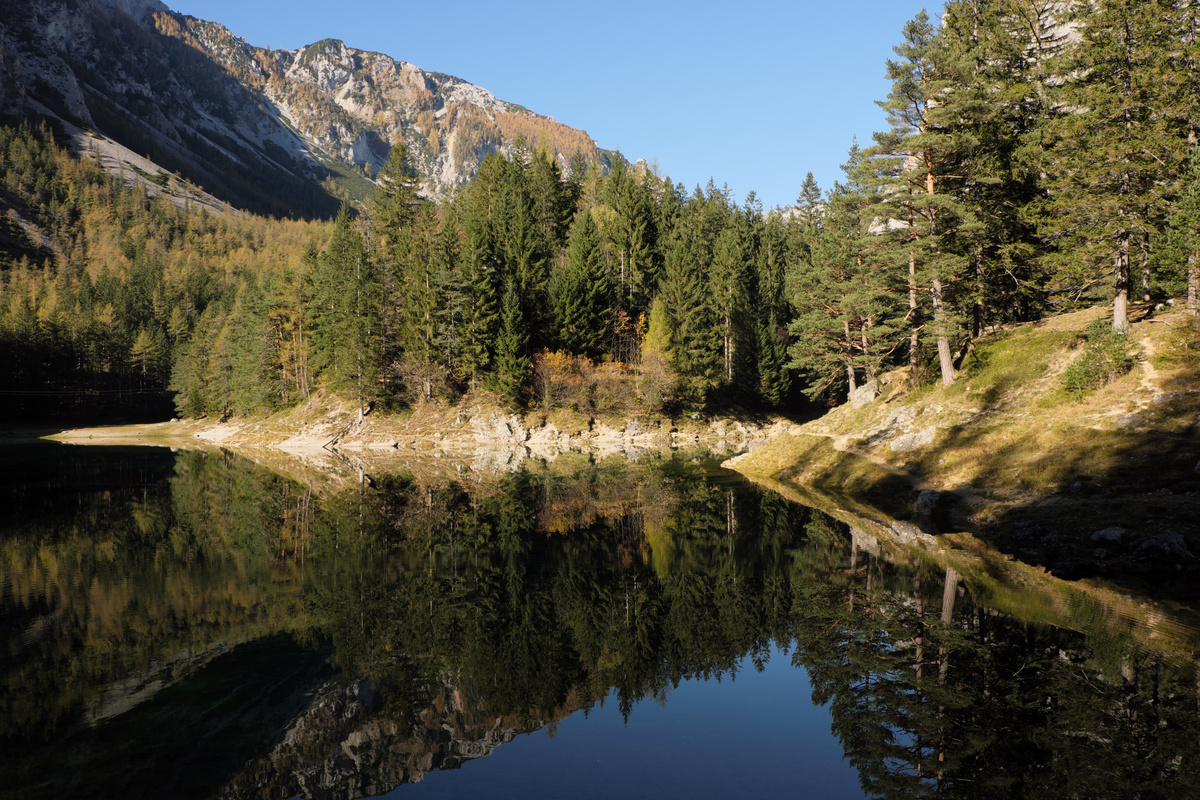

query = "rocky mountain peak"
(0, 0), (614, 217)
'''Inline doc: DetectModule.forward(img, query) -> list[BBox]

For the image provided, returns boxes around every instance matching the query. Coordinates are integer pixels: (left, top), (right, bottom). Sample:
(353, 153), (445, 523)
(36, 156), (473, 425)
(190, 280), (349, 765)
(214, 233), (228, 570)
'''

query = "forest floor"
(726, 302), (1200, 601)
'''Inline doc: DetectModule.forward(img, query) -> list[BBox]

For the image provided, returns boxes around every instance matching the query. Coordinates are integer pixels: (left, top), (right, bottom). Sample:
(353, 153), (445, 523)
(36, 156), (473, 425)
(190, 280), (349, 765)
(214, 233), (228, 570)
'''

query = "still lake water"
(2, 442), (1199, 799)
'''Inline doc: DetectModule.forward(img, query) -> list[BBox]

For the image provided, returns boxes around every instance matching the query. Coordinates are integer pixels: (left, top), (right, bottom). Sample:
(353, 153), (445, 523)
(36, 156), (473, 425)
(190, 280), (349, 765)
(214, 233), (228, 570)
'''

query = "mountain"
(0, 0), (611, 218)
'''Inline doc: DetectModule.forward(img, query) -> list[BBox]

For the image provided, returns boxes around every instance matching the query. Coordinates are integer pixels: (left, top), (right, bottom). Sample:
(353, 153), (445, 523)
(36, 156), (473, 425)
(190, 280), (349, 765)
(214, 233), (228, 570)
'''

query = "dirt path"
(1132, 327), (1164, 408)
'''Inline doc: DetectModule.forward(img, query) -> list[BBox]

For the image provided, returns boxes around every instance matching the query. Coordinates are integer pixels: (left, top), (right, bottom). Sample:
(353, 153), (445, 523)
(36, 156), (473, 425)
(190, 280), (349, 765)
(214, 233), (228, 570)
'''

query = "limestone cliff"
(0, 0), (611, 217)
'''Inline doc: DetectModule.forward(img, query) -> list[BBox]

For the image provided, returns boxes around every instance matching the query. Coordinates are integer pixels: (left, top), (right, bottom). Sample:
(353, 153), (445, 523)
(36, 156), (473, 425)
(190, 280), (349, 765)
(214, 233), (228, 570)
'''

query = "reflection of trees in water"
(303, 462), (1200, 800)
(791, 514), (1200, 799)
(3, 448), (1199, 800)
(0, 449), (317, 746)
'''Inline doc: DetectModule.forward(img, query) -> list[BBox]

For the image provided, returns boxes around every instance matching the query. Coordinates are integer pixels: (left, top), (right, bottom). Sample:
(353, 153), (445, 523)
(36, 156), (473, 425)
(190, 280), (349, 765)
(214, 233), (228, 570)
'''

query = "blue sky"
(169, 0), (933, 210)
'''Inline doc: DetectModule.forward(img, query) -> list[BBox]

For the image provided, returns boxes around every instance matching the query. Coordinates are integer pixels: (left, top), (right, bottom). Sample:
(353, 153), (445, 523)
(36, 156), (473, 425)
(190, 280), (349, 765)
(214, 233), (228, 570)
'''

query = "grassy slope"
(729, 303), (1200, 599)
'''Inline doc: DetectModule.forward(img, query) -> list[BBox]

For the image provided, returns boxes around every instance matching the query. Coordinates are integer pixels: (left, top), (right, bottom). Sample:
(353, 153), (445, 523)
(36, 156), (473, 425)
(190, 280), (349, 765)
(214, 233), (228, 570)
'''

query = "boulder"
(1139, 532), (1194, 561)
(1089, 526), (1126, 544)
(890, 426), (937, 453)
(915, 490), (940, 516)
(850, 380), (879, 408)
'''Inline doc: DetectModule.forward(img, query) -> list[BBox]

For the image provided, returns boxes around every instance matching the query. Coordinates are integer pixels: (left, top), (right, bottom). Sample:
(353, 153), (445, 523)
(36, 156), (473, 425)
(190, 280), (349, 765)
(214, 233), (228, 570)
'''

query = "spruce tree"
(709, 227), (749, 384)
(492, 276), (531, 405)
(1163, 148), (1200, 316)
(1041, 0), (1183, 331)
(871, 9), (978, 385)
(307, 205), (381, 411)
(457, 214), (499, 388)
(935, 0), (1060, 332)
(796, 172), (822, 227)
(374, 141), (421, 240)
(553, 209), (610, 358)
(659, 235), (719, 408)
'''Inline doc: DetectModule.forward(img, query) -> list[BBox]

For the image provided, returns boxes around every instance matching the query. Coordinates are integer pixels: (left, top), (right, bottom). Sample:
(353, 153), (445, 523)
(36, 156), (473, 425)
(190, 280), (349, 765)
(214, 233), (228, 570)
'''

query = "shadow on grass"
(797, 315), (1200, 605)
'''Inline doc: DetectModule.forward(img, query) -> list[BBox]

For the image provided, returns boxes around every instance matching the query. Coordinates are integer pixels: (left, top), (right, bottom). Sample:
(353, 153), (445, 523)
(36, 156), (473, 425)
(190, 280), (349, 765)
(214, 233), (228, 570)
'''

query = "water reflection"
(1, 445), (1198, 799)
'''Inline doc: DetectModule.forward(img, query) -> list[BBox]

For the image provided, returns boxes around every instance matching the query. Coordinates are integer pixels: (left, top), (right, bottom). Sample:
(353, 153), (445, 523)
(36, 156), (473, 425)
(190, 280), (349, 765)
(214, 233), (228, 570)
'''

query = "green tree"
(709, 228), (749, 384)
(492, 276), (531, 405)
(1041, 0), (1184, 331)
(871, 10), (978, 385)
(307, 205), (381, 413)
(457, 214), (499, 388)
(1162, 148), (1200, 316)
(552, 209), (610, 358)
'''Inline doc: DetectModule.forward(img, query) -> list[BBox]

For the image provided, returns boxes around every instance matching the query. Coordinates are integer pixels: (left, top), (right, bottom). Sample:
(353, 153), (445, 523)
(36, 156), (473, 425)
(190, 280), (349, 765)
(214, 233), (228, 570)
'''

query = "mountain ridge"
(0, 0), (613, 217)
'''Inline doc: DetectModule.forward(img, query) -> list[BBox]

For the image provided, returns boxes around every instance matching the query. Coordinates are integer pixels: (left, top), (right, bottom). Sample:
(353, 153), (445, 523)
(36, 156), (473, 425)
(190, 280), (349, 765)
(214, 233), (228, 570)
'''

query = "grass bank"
(728, 303), (1200, 601)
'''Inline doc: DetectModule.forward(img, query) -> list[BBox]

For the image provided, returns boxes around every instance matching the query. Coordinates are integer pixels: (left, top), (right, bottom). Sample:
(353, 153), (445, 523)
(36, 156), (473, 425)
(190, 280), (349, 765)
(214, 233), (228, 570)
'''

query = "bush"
(1062, 319), (1134, 397)
(532, 351), (677, 417)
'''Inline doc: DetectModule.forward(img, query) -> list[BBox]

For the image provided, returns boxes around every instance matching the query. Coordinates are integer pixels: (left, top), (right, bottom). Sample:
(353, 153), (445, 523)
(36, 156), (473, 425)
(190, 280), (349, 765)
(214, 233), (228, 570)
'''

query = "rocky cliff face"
(0, 0), (607, 217)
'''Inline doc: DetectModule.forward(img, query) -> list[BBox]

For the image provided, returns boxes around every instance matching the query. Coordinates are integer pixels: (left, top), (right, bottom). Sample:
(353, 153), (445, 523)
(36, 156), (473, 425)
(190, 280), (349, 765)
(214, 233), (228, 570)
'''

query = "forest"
(1, 0), (1199, 423)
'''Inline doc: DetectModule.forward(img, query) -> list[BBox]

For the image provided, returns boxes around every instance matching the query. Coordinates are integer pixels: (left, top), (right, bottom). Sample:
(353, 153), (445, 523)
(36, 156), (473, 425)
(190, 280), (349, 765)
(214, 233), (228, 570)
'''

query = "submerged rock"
(1139, 532), (1194, 561)
(1090, 526), (1126, 544)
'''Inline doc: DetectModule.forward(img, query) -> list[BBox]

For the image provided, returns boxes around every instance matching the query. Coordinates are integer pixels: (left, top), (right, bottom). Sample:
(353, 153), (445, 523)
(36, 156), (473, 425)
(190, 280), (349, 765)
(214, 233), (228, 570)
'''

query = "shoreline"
(36, 396), (793, 475)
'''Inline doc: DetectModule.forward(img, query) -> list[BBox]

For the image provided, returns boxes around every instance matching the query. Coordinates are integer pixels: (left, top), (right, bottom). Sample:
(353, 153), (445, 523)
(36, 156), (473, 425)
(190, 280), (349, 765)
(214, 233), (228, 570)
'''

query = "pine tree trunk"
(909, 251), (920, 386)
(941, 567), (959, 625)
(862, 316), (875, 382)
(973, 251), (984, 339)
(844, 318), (857, 395)
(1114, 234), (1131, 332)
(1141, 236), (1151, 303)
(724, 313), (733, 382)
(1188, 251), (1198, 317)
(932, 276), (955, 385)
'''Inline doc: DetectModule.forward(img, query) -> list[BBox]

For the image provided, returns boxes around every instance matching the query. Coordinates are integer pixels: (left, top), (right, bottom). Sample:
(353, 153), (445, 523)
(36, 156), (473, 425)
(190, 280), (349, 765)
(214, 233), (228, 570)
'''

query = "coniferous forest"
(2, 0), (1199, 423)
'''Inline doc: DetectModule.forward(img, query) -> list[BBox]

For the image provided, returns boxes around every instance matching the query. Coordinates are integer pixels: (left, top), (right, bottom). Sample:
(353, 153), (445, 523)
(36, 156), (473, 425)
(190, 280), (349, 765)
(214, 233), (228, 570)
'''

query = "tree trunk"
(1188, 251), (1198, 317)
(941, 567), (959, 625)
(932, 276), (955, 385)
(1141, 236), (1151, 303)
(1114, 234), (1131, 332)
(973, 250), (984, 339)
(862, 316), (876, 382)
(909, 251), (920, 386)
(844, 318), (857, 394)
(724, 314), (733, 382)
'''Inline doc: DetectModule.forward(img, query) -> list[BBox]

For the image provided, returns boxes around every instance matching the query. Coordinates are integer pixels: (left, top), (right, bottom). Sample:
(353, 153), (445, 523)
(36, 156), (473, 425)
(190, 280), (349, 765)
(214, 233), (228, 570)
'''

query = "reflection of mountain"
(219, 673), (585, 800)
(3, 446), (1200, 799)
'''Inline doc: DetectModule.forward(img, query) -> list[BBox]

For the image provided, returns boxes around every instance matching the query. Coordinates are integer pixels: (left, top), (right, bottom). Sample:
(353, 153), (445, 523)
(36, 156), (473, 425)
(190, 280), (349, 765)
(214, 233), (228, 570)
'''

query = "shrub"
(532, 350), (678, 417)
(1062, 319), (1134, 397)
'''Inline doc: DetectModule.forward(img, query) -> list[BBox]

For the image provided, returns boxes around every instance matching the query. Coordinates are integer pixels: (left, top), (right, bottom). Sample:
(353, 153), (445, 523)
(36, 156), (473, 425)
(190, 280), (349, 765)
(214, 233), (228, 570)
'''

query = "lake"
(2, 442), (1198, 799)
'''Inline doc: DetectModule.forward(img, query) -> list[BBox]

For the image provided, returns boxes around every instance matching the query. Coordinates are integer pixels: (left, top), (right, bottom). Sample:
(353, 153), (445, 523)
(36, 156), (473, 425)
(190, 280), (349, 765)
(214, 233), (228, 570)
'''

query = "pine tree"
(457, 214), (499, 388)
(871, 9), (978, 385)
(709, 228), (749, 384)
(492, 276), (531, 405)
(552, 209), (610, 358)
(307, 205), (381, 411)
(1041, 0), (1184, 331)
(659, 235), (719, 408)
(1163, 148), (1200, 316)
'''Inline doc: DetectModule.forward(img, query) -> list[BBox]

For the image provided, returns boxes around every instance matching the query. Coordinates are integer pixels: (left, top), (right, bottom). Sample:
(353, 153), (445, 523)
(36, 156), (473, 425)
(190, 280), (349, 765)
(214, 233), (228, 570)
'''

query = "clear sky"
(168, 0), (933, 210)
